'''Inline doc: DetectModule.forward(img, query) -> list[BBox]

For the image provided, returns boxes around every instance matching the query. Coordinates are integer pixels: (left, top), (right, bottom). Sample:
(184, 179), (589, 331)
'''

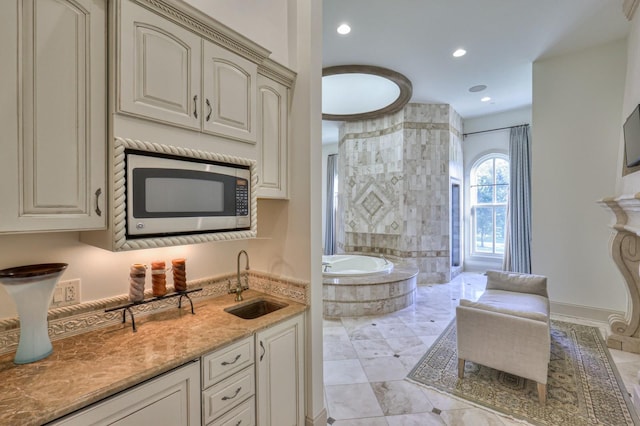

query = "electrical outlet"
(51, 279), (80, 308)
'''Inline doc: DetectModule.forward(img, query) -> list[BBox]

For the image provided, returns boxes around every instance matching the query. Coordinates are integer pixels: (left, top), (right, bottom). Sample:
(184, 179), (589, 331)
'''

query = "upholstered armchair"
(456, 270), (551, 404)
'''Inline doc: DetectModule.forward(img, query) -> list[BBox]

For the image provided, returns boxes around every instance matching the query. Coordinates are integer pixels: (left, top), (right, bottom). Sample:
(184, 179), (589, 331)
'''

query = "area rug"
(407, 319), (639, 425)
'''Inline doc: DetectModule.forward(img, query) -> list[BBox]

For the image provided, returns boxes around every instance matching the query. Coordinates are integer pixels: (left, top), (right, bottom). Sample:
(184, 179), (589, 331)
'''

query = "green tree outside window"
(470, 155), (509, 256)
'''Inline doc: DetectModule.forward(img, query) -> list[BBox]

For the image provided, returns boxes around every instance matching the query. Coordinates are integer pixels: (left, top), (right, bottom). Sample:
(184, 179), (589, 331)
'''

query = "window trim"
(469, 153), (509, 258)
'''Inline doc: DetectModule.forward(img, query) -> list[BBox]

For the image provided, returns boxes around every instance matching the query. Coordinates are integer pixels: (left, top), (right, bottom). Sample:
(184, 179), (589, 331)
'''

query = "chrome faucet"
(229, 250), (250, 301)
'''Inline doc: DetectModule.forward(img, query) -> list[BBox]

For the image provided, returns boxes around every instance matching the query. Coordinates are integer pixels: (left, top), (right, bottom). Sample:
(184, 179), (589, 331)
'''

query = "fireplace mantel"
(600, 193), (640, 235)
(598, 194), (640, 353)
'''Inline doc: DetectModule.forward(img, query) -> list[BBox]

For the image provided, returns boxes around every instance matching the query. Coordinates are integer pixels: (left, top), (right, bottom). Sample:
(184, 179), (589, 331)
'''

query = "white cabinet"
(255, 314), (305, 426)
(256, 74), (289, 199)
(203, 41), (257, 143)
(202, 336), (256, 425)
(118, 0), (257, 144)
(0, 0), (106, 233)
(50, 361), (201, 426)
(118, 0), (201, 130)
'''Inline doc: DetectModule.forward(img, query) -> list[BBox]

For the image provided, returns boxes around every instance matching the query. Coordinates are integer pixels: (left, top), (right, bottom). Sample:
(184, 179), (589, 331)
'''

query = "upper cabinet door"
(202, 41), (257, 144)
(0, 0), (106, 233)
(257, 75), (288, 199)
(118, 0), (201, 130)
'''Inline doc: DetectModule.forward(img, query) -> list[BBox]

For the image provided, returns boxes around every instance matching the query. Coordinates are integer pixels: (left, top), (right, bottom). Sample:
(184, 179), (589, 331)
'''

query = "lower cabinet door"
(49, 361), (200, 426)
(255, 314), (304, 426)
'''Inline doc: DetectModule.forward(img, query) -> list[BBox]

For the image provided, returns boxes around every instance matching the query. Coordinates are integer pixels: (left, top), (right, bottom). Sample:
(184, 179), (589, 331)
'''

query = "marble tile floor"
(323, 272), (640, 425)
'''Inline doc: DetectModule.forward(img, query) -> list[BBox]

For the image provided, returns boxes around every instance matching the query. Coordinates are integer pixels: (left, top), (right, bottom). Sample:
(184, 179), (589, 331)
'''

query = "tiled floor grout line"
(323, 272), (640, 425)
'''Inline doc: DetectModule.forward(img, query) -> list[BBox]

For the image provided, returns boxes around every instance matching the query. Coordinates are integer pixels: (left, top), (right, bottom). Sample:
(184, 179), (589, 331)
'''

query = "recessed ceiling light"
(453, 48), (467, 58)
(337, 23), (351, 35)
(481, 96), (491, 102)
(469, 85), (487, 93)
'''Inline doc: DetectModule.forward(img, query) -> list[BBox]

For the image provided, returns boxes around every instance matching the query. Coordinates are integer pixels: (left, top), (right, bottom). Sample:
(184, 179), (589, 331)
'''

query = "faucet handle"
(227, 279), (236, 295)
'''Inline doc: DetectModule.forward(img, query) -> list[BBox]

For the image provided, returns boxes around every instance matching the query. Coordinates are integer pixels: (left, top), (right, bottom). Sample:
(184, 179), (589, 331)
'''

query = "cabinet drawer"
(203, 366), (255, 424)
(208, 395), (255, 426)
(203, 336), (254, 388)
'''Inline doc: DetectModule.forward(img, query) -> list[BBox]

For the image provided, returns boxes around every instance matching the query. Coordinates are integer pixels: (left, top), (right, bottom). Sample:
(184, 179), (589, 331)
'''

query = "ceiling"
(322, 0), (630, 143)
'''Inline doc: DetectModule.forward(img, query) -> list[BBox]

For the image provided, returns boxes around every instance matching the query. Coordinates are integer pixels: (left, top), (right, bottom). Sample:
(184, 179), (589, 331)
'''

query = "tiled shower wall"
(337, 103), (463, 283)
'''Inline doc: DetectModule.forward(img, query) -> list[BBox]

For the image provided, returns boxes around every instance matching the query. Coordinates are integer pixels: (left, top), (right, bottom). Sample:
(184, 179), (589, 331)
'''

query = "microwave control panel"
(236, 179), (249, 216)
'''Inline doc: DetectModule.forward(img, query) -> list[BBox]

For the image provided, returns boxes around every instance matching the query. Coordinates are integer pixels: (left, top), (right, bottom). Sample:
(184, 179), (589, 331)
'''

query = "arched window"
(470, 154), (509, 256)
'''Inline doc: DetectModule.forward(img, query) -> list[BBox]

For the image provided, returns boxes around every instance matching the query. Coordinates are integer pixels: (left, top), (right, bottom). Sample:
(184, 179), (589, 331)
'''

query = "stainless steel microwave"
(126, 151), (251, 237)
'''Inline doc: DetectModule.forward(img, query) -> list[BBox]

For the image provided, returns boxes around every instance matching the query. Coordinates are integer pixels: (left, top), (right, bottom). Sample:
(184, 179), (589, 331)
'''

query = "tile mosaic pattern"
(337, 104), (463, 284)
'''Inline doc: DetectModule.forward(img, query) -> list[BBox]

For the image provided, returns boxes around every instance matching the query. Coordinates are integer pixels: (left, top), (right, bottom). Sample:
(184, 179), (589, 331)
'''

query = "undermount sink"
(225, 298), (288, 320)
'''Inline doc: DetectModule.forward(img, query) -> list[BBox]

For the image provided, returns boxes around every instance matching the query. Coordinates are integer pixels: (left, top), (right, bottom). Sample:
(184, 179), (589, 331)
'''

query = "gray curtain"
(503, 125), (532, 273)
(324, 154), (338, 255)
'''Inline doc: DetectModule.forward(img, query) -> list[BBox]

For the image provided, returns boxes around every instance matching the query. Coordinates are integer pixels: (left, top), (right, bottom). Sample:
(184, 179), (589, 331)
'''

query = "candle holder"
(129, 264), (146, 303)
(172, 258), (187, 292)
(151, 261), (167, 297)
(0, 263), (67, 364)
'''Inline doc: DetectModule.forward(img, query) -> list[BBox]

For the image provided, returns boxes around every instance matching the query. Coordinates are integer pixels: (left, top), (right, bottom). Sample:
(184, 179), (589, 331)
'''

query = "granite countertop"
(0, 290), (306, 426)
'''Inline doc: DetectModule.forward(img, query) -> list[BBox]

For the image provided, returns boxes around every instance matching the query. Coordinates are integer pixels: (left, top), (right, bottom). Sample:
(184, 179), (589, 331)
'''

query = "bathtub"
(322, 254), (418, 317)
(322, 254), (393, 277)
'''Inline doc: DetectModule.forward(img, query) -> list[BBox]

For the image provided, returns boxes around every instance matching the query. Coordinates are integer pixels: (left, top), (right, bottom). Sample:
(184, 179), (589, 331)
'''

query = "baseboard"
(306, 408), (327, 426)
(550, 301), (623, 323)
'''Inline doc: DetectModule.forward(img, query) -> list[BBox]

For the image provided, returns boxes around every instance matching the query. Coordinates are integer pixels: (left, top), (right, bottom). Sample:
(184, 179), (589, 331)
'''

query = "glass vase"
(0, 263), (68, 364)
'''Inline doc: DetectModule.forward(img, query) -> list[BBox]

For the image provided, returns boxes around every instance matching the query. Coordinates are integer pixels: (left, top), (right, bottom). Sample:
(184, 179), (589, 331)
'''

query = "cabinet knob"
(94, 188), (102, 217)
(260, 340), (265, 361)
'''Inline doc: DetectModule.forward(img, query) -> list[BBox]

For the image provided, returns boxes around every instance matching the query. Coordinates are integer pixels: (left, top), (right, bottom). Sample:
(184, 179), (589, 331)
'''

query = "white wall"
(619, 11), (640, 194)
(183, 0), (290, 67)
(0, 232), (247, 317)
(531, 39), (627, 315)
(464, 106), (532, 134)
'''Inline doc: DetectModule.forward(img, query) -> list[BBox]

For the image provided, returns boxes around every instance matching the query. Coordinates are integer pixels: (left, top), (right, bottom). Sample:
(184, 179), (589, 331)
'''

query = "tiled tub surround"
(323, 261), (419, 318)
(0, 286), (307, 426)
(337, 103), (463, 284)
(0, 270), (308, 357)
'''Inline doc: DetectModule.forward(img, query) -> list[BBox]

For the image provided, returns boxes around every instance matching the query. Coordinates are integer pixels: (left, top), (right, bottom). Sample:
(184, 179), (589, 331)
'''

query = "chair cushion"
(485, 270), (548, 297)
(459, 289), (550, 322)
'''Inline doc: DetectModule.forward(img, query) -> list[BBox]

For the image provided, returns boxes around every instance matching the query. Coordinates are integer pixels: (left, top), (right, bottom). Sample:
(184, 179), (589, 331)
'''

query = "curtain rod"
(463, 123), (529, 138)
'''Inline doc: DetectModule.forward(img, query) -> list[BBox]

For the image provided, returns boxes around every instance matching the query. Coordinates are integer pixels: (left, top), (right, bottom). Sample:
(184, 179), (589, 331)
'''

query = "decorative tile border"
(0, 271), (309, 356)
